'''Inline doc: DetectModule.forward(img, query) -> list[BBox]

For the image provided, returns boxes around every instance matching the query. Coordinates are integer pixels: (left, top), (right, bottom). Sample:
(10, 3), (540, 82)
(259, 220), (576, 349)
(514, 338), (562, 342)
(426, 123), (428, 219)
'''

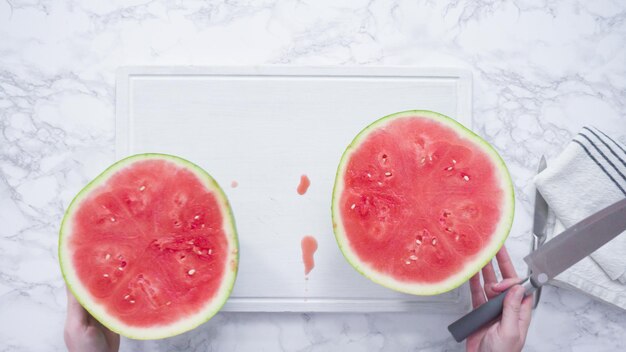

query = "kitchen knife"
(528, 155), (549, 308)
(448, 197), (626, 342)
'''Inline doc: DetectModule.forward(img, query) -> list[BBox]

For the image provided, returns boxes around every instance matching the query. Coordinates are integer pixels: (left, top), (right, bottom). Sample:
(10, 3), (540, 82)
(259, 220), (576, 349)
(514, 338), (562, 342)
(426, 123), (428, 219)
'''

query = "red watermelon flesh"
(60, 154), (238, 339)
(332, 111), (514, 295)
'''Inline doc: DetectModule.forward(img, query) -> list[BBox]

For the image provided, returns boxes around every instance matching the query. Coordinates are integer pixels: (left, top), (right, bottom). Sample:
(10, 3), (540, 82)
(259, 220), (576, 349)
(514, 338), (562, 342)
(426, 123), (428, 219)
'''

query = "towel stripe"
(591, 126), (626, 155)
(583, 127), (626, 168)
(572, 140), (626, 195)
(577, 133), (626, 182)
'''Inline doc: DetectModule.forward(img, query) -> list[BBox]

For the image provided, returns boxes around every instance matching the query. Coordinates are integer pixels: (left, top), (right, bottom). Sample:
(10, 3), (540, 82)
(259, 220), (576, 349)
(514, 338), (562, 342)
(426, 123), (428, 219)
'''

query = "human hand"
(64, 287), (120, 352)
(466, 246), (533, 352)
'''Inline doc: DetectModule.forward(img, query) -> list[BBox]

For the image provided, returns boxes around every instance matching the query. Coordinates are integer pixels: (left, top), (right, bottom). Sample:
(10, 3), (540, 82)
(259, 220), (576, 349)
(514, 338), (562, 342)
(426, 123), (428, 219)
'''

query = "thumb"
(66, 286), (88, 329)
(492, 278), (523, 292)
(499, 285), (524, 337)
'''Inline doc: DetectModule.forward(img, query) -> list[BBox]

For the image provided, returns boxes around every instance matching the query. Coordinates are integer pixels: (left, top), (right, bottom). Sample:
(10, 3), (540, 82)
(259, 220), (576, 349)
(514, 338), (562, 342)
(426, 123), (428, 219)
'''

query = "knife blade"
(532, 156), (549, 244)
(448, 197), (626, 342)
(525, 197), (626, 284)
(528, 156), (548, 308)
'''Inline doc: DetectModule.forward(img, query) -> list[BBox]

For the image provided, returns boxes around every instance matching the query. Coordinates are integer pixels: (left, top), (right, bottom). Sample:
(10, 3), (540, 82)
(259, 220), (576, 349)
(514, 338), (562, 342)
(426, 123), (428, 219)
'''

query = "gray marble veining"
(1, 0), (625, 351)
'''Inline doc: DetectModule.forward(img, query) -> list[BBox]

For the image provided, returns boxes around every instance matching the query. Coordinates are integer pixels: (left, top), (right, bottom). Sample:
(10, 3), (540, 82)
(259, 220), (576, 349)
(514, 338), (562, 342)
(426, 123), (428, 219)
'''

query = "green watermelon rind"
(331, 110), (515, 296)
(58, 153), (239, 340)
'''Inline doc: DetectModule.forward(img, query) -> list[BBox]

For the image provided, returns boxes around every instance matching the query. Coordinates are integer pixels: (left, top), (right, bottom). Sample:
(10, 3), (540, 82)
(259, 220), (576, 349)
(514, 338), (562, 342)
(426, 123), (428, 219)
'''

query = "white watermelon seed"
(110, 217), (116, 222)
(208, 249), (213, 255)
(124, 295), (130, 300)
(105, 253), (111, 260)
(188, 269), (196, 275)
(463, 175), (470, 181)
(129, 300), (135, 304)
(452, 159), (457, 164)
(409, 255), (418, 261)
(350, 203), (356, 210)
(455, 234), (460, 241)
(445, 166), (453, 171)
(139, 185), (146, 191)
(405, 260), (411, 265)
(385, 172), (392, 177)
(166, 301), (171, 306)
(415, 239), (422, 245)
(194, 215), (200, 220)
(432, 238), (438, 245)
(367, 173), (372, 178)
(103, 274), (109, 278)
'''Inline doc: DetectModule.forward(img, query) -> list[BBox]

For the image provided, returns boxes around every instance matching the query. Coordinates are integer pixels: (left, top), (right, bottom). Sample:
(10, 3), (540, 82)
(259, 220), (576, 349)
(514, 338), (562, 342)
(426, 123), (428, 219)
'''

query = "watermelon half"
(332, 111), (514, 295)
(59, 154), (238, 339)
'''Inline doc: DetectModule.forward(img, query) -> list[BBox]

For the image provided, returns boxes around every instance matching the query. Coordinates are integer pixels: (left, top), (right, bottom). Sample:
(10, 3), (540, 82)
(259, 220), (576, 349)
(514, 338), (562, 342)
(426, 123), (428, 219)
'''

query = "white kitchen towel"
(535, 126), (626, 283)
(548, 221), (626, 310)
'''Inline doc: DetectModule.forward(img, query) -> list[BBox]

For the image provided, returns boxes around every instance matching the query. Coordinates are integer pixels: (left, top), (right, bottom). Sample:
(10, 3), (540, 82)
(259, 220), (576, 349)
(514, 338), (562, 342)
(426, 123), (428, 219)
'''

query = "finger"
(499, 285), (524, 336)
(496, 246), (518, 279)
(91, 318), (121, 351)
(519, 294), (533, 338)
(482, 260), (498, 284)
(66, 286), (88, 328)
(492, 278), (524, 292)
(469, 273), (487, 308)
(106, 331), (121, 352)
(481, 260), (499, 299)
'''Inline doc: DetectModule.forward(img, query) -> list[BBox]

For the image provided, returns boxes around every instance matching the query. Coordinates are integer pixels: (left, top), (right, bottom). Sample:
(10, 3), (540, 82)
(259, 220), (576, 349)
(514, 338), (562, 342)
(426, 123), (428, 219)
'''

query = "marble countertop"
(1, 0), (625, 351)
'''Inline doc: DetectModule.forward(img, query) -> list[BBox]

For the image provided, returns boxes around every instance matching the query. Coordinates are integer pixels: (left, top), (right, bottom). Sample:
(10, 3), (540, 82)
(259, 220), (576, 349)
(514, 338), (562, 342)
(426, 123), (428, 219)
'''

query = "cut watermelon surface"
(59, 154), (238, 339)
(332, 111), (514, 295)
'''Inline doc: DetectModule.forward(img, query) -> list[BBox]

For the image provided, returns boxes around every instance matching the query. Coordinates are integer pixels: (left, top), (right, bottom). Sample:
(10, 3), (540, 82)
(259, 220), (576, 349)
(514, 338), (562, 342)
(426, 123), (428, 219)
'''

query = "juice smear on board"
(301, 236), (318, 275)
(297, 175), (310, 195)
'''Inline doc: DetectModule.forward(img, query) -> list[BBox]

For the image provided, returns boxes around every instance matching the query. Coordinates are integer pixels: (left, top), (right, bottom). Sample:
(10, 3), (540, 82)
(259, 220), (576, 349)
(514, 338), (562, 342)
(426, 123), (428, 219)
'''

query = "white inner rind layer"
(331, 110), (515, 296)
(59, 153), (239, 340)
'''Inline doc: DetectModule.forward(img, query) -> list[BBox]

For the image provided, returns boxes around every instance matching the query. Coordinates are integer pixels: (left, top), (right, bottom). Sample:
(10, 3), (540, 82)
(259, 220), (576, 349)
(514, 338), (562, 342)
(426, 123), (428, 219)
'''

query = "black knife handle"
(448, 278), (535, 342)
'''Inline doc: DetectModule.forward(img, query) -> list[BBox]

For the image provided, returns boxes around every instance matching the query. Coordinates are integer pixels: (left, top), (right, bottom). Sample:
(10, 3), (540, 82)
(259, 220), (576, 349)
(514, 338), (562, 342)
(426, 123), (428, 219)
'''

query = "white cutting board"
(116, 66), (472, 313)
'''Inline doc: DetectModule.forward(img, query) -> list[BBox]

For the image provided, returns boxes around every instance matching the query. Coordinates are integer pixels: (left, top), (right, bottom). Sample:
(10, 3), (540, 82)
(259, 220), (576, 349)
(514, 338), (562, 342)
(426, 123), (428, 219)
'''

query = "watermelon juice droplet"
(230, 180), (238, 188)
(297, 175), (310, 195)
(301, 235), (318, 275)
